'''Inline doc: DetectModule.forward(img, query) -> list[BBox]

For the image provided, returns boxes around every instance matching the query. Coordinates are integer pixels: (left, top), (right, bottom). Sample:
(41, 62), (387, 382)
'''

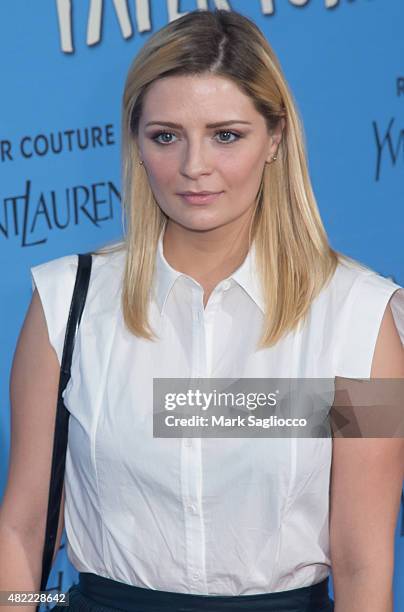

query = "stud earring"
(265, 153), (278, 165)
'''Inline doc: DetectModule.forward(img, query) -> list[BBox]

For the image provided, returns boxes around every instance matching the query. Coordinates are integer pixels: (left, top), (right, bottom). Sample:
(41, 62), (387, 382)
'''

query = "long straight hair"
(95, 9), (344, 349)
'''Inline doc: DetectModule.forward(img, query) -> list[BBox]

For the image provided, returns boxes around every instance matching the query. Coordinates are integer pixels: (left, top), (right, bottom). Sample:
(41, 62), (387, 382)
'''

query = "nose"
(179, 139), (212, 178)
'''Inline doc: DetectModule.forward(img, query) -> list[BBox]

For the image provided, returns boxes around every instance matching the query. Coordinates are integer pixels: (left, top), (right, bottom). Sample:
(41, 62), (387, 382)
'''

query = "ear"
(266, 117), (285, 163)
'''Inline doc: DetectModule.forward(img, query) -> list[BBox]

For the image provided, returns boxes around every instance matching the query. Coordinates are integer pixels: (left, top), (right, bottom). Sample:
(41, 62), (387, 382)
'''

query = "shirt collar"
(154, 227), (265, 314)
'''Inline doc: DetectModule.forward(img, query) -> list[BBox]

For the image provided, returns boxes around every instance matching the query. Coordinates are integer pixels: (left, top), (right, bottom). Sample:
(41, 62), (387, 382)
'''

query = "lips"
(178, 191), (222, 196)
(177, 191), (224, 205)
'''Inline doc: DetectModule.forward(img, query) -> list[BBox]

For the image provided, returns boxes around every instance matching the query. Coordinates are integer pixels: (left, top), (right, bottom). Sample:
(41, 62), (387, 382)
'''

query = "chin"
(174, 216), (228, 233)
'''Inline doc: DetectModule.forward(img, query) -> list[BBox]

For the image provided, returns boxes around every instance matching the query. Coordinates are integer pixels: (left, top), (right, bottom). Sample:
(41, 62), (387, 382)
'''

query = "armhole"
(390, 286), (404, 346)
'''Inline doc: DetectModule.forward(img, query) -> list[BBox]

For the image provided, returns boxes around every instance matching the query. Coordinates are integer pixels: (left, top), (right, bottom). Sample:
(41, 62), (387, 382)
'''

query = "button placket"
(204, 288), (222, 378)
(180, 284), (207, 591)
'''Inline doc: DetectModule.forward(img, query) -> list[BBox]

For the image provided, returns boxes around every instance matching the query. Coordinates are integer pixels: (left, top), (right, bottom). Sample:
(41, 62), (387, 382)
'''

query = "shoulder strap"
(38, 253), (92, 599)
(401, 489), (404, 537)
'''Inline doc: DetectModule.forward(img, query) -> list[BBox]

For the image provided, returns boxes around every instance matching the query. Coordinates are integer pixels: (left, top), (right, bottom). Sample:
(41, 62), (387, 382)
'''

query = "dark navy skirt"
(51, 572), (335, 611)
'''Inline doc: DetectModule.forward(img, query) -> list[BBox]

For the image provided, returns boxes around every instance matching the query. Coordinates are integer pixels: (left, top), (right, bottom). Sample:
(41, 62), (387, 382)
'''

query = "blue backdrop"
(1, 1), (403, 609)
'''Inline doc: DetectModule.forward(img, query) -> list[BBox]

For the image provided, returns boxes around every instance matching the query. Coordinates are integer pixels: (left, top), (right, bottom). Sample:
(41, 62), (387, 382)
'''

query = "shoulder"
(326, 254), (404, 378)
(30, 242), (127, 300)
(29, 243), (127, 364)
(30, 252), (78, 291)
(330, 254), (403, 318)
(330, 254), (400, 296)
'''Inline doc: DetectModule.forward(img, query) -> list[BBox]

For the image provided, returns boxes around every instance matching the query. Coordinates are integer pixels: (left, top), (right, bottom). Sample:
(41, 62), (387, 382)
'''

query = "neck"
(162, 211), (254, 288)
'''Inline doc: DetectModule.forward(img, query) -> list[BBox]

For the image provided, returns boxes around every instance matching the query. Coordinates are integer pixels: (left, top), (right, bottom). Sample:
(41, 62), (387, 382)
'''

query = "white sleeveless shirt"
(30, 231), (404, 595)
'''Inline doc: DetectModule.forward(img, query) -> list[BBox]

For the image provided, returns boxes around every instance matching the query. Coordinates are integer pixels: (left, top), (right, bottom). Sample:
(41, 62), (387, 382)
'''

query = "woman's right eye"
(151, 131), (177, 145)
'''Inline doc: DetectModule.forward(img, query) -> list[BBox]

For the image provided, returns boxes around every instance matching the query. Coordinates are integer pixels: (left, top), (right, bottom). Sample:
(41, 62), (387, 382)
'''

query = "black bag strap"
(38, 253), (92, 601)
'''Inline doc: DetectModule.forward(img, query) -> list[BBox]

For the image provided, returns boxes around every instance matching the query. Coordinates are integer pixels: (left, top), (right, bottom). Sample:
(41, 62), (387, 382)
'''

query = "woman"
(1, 8), (404, 612)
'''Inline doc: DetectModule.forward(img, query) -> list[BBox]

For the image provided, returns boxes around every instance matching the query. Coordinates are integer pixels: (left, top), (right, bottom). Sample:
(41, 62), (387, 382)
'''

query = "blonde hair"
(94, 8), (344, 349)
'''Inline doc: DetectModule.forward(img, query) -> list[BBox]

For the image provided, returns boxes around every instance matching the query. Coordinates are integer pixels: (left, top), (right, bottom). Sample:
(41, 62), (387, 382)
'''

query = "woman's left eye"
(215, 130), (241, 144)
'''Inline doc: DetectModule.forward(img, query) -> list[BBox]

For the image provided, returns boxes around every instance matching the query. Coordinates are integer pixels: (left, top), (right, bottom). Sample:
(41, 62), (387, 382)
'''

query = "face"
(137, 73), (283, 234)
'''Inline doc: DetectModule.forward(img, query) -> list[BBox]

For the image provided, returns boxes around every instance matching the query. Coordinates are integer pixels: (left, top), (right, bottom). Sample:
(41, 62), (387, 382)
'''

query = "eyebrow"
(145, 120), (252, 128)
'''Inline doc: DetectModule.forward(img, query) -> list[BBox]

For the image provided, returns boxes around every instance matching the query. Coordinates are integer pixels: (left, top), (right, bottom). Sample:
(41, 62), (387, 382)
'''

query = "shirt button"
(187, 504), (197, 514)
(192, 572), (200, 580)
(222, 280), (231, 290)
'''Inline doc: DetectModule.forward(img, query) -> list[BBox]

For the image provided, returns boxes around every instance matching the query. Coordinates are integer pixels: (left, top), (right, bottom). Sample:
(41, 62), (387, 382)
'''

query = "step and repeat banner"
(1, 1), (403, 609)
